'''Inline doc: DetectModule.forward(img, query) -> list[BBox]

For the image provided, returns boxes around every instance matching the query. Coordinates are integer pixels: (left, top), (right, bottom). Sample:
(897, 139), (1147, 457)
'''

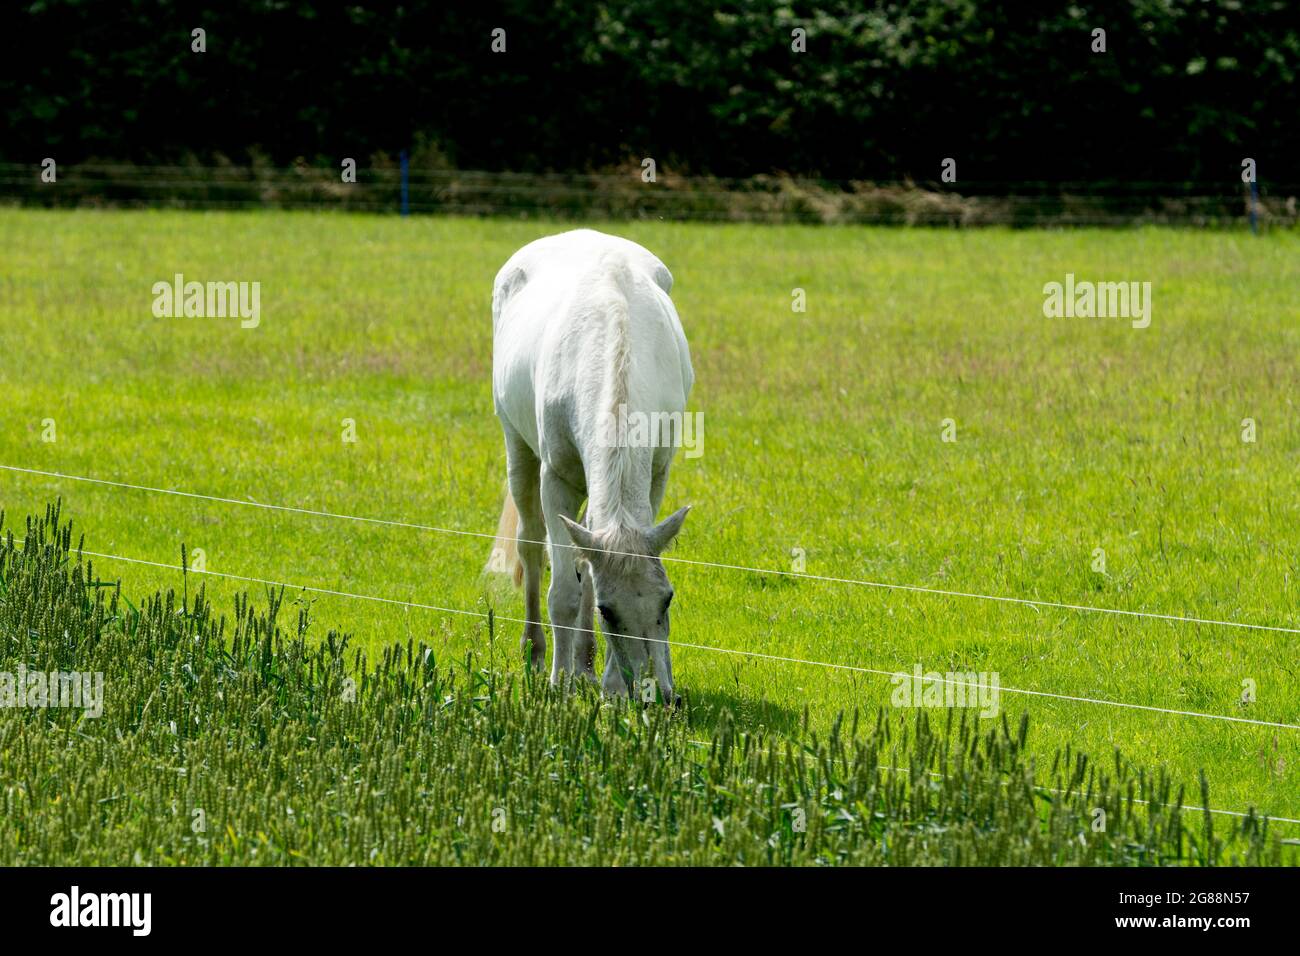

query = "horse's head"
(559, 507), (689, 703)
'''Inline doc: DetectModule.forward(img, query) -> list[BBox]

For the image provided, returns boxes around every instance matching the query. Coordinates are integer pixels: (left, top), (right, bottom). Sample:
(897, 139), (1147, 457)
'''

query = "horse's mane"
(602, 254), (634, 418)
(588, 254), (650, 535)
(592, 523), (666, 577)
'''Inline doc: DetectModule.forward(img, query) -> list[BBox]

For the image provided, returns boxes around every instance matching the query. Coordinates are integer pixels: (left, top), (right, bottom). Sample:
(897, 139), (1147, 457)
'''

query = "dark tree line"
(3, 0), (1296, 184)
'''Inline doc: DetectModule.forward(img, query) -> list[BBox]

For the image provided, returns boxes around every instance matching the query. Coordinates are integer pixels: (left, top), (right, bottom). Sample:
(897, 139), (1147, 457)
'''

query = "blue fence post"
(400, 149), (410, 217)
(1249, 177), (1258, 235)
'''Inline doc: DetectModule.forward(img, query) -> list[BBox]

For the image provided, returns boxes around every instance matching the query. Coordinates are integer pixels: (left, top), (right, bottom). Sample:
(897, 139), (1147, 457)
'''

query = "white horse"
(488, 229), (694, 700)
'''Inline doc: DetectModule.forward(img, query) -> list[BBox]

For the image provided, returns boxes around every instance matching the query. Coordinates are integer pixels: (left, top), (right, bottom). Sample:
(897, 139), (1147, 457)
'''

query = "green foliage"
(3, 1), (1296, 182)
(0, 503), (1287, 864)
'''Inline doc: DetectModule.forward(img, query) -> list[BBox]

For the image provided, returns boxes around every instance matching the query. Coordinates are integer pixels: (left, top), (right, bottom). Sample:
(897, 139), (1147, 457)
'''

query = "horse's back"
(493, 230), (672, 331)
(492, 230), (691, 465)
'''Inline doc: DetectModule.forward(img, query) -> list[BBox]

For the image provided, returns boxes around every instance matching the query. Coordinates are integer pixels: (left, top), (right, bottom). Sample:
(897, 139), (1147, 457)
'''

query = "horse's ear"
(646, 506), (690, 555)
(559, 514), (600, 562)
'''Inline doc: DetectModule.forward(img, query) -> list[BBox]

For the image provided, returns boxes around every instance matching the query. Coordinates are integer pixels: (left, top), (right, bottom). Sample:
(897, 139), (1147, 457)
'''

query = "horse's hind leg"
(504, 427), (546, 673)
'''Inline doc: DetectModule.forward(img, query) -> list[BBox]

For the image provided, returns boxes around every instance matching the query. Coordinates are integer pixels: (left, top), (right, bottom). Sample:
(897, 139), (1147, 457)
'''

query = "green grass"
(0, 208), (1297, 837)
(0, 506), (1287, 865)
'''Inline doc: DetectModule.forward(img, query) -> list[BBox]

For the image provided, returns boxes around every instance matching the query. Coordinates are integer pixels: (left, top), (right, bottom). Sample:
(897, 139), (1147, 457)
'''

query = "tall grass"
(0, 503), (1288, 865)
(5, 159), (1294, 227)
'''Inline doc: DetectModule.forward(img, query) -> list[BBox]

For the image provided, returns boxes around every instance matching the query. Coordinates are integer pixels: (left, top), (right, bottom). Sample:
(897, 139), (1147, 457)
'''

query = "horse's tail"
(486, 487), (524, 587)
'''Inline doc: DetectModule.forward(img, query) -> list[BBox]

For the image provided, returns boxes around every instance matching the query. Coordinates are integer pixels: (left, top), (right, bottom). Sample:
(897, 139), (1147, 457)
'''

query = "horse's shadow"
(679, 685), (804, 740)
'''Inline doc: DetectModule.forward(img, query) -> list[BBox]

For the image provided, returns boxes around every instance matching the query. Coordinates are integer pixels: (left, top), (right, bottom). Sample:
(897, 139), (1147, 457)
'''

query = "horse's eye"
(598, 605), (615, 623)
(663, 592), (674, 611)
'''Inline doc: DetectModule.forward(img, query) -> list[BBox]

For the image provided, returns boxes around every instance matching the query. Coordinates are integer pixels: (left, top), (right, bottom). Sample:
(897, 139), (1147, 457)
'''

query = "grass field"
(6, 512), (1283, 865)
(1, 207), (1298, 834)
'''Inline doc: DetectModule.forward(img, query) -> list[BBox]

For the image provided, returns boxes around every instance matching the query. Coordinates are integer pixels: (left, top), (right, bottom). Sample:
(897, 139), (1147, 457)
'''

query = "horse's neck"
(587, 443), (653, 531)
(585, 312), (654, 531)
